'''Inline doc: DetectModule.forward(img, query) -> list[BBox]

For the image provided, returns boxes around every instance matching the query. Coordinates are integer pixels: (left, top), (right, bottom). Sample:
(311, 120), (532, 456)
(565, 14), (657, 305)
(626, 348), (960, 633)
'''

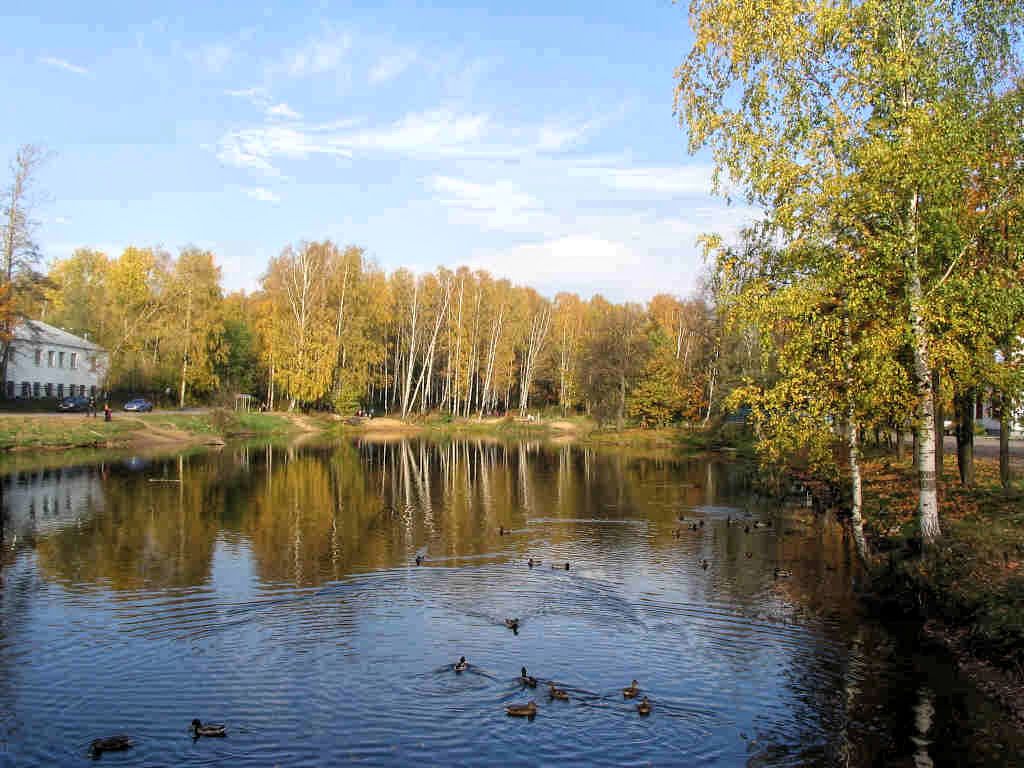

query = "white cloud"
(243, 186), (280, 203)
(282, 31), (350, 77)
(217, 123), (354, 175)
(431, 175), (547, 232)
(343, 108), (489, 153)
(569, 165), (716, 196)
(38, 56), (88, 75)
(481, 236), (634, 279)
(227, 86), (270, 107)
(369, 50), (416, 84)
(268, 102), (302, 119)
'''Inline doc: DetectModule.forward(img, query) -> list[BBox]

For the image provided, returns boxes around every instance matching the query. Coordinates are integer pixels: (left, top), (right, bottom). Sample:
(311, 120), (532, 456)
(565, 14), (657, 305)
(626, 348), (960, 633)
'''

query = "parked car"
(57, 395), (90, 413)
(123, 397), (154, 412)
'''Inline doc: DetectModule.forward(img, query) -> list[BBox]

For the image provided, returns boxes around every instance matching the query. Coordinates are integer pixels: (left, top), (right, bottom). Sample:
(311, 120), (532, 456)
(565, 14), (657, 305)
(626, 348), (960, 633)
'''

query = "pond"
(1, 438), (1021, 767)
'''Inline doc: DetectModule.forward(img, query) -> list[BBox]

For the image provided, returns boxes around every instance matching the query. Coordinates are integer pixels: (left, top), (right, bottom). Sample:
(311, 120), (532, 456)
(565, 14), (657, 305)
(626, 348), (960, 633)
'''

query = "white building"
(4, 320), (108, 400)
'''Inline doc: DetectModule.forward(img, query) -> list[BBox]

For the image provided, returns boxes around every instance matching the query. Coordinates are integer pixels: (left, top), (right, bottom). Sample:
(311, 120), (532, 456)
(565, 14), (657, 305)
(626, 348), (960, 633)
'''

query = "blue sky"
(2, 1), (758, 302)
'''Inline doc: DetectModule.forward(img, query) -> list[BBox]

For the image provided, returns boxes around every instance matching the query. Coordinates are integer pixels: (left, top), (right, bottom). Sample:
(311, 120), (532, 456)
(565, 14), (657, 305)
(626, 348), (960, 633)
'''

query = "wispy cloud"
(369, 50), (416, 84)
(267, 102), (302, 119)
(282, 30), (350, 77)
(217, 124), (354, 175)
(243, 186), (280, 203)
(215, 107), (593, 176)
(226, 86), (270, 107)
(38, 56), (88, 76)
(431, 175), (546, 231)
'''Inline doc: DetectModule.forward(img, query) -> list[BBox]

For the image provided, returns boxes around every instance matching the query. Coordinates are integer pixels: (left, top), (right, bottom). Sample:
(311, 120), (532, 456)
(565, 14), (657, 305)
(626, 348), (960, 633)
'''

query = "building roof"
(12, 320), (106, 353)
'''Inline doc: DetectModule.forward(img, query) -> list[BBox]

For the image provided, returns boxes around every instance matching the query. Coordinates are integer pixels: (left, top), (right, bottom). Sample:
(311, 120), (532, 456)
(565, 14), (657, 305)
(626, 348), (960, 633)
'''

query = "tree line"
(2, 222), (724, 426)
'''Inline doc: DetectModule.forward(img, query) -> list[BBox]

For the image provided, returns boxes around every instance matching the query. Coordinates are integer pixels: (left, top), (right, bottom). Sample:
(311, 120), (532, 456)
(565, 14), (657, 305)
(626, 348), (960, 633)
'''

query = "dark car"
(123, 397), (154, 412)
(57, 395), (90, 413)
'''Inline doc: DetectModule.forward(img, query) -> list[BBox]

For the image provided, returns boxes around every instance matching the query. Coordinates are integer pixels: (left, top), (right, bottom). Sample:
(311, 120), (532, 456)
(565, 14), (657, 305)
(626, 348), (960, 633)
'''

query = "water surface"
(1, 438), (1020, 766)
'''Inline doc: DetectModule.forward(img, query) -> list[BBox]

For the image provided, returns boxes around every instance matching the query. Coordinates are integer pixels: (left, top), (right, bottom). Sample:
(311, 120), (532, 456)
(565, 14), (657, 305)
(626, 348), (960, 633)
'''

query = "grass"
(0, 413), (144, 450)
(0, 409), (305, 452)
(862, 454), (1024, 676)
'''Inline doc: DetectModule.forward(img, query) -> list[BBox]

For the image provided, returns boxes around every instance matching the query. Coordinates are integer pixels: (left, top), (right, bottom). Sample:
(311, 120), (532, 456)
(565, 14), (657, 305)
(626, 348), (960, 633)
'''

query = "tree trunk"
(933, 368), (943, 478)
(955, 388), (974, 487)
(1000, 393), (1012, 490)
(848, 413), (868, 564)
(908, 238), (941, 547)
(400, 281), (420, 417)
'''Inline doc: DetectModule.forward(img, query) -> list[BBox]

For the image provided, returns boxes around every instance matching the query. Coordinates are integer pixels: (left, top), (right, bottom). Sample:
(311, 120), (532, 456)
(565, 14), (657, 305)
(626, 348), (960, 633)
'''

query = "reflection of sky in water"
(0, 440), (1021, 767)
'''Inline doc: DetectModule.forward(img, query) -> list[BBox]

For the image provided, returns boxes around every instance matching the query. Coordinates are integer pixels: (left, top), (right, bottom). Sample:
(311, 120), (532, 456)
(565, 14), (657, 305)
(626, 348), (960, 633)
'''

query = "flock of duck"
(88, 720), (224, 758)
(450, 657), (652, 720)
(674, 515), (793, 579)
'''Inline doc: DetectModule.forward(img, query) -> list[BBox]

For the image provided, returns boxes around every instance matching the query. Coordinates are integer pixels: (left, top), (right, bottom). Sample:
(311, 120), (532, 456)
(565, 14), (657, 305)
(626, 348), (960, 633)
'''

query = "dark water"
(0, 438), (1020, 767)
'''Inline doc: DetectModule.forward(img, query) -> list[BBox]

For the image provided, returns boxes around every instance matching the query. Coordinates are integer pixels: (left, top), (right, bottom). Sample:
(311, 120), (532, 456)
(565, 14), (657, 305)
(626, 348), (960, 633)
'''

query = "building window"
(7, 381), (14, 398)
(34, 349), (41, 366)
(57, 383), (64, 399)
(21, 382), (29, 398)
(59, 351), (65, 368)
(45, 383), (53, 397)
(48, 351), (54, 367)
(70, 352), (78, 369)
(33, 382), (40, 398)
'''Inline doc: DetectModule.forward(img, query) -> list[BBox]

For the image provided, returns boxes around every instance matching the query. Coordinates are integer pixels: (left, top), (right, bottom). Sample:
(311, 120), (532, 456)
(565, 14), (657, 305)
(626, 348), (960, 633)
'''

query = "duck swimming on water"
(505, 618), (520, 631)
(454, 656), (469, 672)
(90, 736), (133, 756)
(506, 700), (537, 717)
(548, 682), (569, 700)
(520, 666), (538, 687)
(191, 719), (226, 737)
(623, 679), (639, 698)
(637, 696), (652, 715)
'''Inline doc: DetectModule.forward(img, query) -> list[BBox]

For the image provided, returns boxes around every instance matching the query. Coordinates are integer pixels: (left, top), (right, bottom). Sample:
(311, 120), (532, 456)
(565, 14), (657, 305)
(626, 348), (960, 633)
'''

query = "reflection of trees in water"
(33, 456), (223, 590)
(20, 439), (755, 594)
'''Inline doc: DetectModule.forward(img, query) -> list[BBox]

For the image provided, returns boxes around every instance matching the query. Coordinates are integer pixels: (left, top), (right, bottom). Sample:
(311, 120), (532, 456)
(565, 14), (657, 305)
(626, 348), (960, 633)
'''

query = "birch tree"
(675, 0), (1023, 547)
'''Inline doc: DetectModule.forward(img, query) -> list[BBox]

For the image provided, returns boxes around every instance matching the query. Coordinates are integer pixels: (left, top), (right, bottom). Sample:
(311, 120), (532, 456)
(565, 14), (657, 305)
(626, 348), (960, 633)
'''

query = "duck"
(528, 557), (535, 567)
(499, 525), (506, 536)
(636, 696), (652, 715)
(89, 736), (134, 756)
(774, 567), (793, 579)
(548, 682), (570, 700)
(552, 562), (570, 570)
(505, 618), (520, 631)
(753, 521), (767, 529)
(622, 679), (639, 698)
(454, 656), (469, 672)
(506, 700), (538, 717)
(700, 559), (709, 570)
(191, 719), (226, 737)
(415, 555), (423, 566)
(744, 525), (750, 534)
(520, 666), (538, 688)
(699, 519), (705, 528)
(690, 523), (698, 531)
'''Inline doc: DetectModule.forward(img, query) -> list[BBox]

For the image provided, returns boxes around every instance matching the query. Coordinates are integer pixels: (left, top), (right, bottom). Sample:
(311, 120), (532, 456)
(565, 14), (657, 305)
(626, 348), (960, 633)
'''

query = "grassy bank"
(862, 455), (1024, 677)
(0, 409), (304, 452)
